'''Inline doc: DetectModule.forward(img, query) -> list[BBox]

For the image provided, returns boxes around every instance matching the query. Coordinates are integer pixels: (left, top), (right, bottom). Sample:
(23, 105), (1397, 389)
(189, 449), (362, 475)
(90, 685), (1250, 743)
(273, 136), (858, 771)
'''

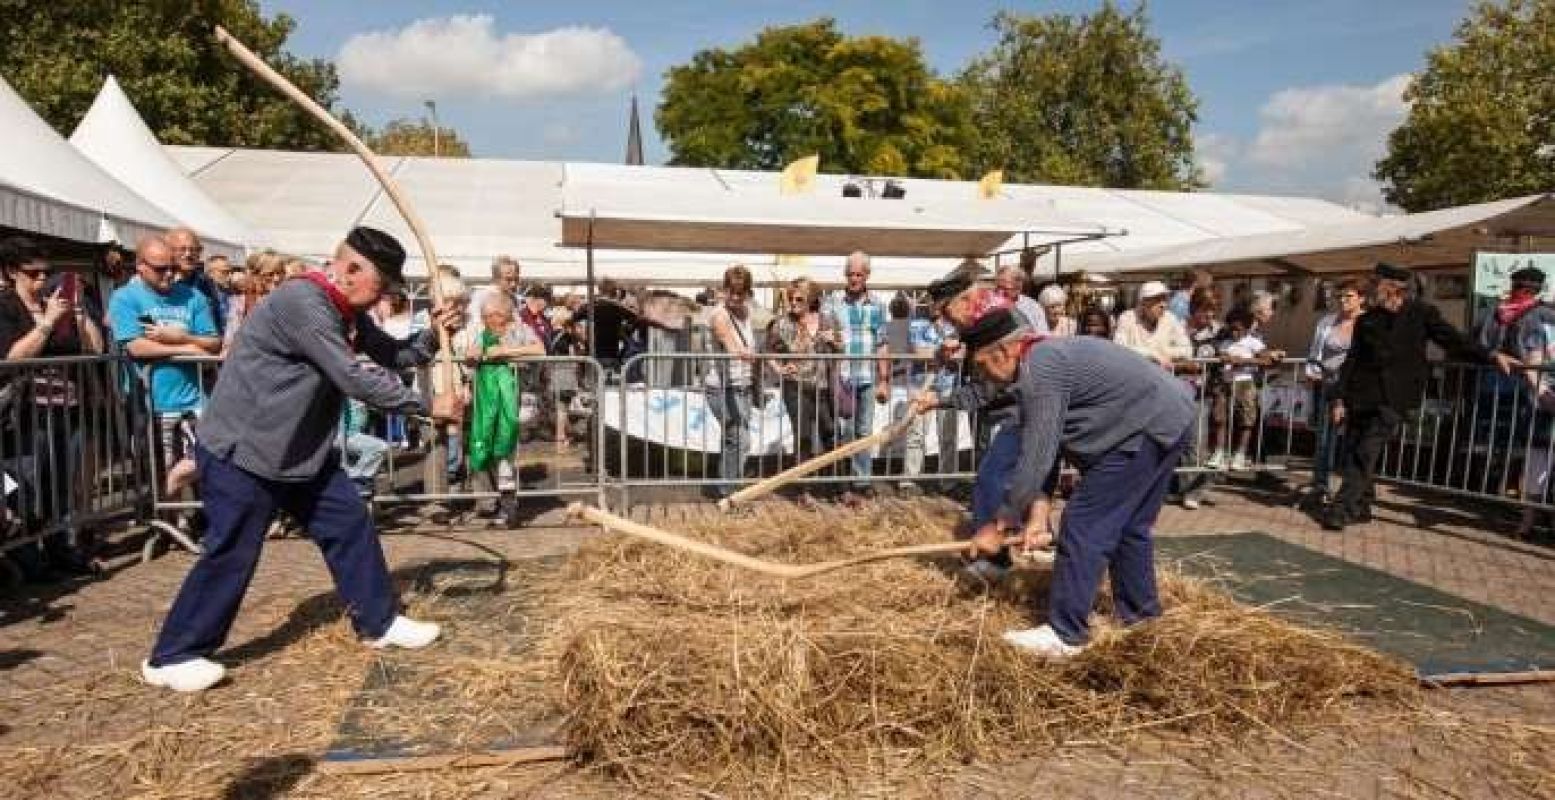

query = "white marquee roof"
(168, 144), (1383, 285)
(0, 75), (177, 245)
(1066, 194), (1555, 276)
(69, 76), (251, 258)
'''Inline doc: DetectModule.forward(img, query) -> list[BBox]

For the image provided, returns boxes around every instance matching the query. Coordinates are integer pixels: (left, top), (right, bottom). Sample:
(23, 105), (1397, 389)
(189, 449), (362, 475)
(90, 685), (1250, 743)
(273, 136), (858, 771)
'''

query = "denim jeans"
(844, 381), (877, 487)
(1310, 390), (1343, 494)
(706, 385), (752, 498)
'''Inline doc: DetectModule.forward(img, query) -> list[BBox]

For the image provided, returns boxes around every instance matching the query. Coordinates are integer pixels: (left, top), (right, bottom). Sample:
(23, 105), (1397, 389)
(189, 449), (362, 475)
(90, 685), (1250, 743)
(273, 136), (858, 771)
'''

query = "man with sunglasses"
(142, 226), (465, 692)
(109, 236), (222, 485)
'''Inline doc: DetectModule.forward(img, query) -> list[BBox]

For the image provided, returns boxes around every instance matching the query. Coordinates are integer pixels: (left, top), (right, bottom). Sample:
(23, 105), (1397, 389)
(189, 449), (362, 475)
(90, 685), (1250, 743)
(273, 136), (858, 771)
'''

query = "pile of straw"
(545, 503), (1419, 790)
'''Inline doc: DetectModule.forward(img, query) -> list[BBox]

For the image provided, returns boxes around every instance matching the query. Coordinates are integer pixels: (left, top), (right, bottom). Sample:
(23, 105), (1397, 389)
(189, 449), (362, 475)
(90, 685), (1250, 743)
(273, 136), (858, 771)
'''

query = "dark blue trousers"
(149, 445), (398, 666)
(972, 422), (1021, 527)
(1047, 431), (1187, 645)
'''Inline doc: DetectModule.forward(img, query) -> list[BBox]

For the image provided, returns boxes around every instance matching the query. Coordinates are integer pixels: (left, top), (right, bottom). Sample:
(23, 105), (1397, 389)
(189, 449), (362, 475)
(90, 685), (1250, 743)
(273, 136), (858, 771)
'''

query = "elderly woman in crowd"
(0, 236), (106, 577)
(456, 290), (545, 521)
(1114, 281), (1192, 369)
(1304, 279), (1365, 503)
(1038, 285), (1077, 336)
(704, 265), (758, 500)
(766, 277), (837, 479)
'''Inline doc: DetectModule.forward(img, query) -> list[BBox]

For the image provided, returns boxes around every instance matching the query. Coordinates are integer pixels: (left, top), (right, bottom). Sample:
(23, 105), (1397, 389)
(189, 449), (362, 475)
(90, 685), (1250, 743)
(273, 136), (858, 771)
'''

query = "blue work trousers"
(1047, 431), (1187, 645)
(149, 445), (398, 666)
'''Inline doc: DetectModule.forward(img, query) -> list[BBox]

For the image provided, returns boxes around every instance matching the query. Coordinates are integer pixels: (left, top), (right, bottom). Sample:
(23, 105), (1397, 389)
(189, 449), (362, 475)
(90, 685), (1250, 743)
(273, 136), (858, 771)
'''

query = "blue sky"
(263, 0), (1473, 209)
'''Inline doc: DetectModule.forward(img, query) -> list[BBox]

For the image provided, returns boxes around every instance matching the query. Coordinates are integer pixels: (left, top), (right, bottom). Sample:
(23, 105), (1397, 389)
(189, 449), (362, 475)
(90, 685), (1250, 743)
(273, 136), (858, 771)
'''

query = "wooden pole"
(568, 503), (1030, 580)
(720, 408), (921, 510)
(213, 26), (455, 390)
(318, 745), (568, 776)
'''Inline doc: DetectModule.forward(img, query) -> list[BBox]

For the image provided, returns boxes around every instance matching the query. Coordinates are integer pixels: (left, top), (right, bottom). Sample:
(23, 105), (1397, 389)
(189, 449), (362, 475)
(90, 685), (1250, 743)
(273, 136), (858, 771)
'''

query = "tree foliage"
(0, 0), (364, 150)
(1375, 0), (1555, 211)
(655, 19), (974, 179)
(367, 118), (472, 158)
(959, 3), (1200, 189)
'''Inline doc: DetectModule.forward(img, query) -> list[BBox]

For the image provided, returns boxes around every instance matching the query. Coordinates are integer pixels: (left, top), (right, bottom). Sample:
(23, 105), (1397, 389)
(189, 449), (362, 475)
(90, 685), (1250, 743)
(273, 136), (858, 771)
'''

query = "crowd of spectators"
(4, 228), (1549, 582)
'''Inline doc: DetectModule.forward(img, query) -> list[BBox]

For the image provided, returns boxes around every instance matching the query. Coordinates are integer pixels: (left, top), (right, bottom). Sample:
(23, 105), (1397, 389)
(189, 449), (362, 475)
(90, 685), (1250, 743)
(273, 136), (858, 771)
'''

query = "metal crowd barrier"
(136, 354), (608, 547)
(608, 352), (983, 507)
(9, 350), (1553, 573)
(0, 356), (145, 563)
(1371, 362), (1555, 511)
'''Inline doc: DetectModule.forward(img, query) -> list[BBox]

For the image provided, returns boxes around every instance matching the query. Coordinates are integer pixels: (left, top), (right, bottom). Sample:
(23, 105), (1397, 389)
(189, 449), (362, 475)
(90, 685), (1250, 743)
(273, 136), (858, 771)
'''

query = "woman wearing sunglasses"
(0, 236), (106, 578)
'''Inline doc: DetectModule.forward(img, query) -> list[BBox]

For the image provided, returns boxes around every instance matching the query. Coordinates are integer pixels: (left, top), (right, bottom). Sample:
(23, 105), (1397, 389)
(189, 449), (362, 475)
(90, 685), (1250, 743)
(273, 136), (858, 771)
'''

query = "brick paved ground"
(1, 477), (1551, 797)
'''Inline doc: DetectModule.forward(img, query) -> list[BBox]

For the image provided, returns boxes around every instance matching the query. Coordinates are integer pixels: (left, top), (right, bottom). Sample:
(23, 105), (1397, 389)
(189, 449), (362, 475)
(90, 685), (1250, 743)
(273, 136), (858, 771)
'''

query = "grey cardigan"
(942, 336), (1195, 526)
(198, 279), (436, 481)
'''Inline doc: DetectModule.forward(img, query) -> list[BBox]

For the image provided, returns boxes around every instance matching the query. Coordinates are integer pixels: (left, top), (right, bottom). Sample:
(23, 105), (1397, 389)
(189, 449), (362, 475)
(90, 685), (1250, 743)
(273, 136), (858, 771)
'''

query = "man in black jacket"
(1324, 262), (1517, 531)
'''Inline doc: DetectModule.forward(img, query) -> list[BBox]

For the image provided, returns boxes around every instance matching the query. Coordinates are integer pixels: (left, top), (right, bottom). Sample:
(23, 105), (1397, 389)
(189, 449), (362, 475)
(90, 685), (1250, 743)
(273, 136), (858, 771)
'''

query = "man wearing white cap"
(1113, 281), (1191, 369)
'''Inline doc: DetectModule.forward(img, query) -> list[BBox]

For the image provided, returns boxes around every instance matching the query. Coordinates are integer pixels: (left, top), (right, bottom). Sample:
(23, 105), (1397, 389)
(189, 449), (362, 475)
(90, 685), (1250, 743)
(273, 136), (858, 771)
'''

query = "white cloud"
(338, 15), (641, 101)
(542, 122), (577, 147)
(1247, 74), (1410, 170)
(1195, 133), (1240, 186)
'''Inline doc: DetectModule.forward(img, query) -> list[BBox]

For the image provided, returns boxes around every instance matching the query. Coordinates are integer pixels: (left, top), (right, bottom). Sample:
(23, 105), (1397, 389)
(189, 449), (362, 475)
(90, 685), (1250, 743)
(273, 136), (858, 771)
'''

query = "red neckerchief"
(970, 288), (1012, 322)
(293, 272), (357, 348)
(1496, 288), (1539, 327)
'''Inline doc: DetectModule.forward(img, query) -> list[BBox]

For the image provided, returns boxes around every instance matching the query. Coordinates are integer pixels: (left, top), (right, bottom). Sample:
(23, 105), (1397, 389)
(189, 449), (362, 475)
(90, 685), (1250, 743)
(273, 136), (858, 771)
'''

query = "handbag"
(833, 371), (856, 420)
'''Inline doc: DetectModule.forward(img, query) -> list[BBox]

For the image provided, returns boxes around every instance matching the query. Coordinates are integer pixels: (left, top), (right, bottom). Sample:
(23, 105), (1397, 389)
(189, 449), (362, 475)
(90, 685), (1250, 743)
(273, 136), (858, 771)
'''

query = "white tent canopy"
(70, 76), (252, 259)
(0, 75), (177, 245)
(167, 145), (1381, 285)
(1065, 194), (1555, 276)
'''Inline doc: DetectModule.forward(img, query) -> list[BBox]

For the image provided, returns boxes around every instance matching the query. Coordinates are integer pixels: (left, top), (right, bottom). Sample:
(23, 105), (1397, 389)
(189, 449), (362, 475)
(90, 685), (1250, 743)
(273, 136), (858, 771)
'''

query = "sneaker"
(1229, 453), (1252, 472)
(368, 615), (442, 650)
(1205, 450), (1228, 470)
(1001, 625), (1085, 660)
(142, 658), (226, 692)
(1181, 497), (1201, 511)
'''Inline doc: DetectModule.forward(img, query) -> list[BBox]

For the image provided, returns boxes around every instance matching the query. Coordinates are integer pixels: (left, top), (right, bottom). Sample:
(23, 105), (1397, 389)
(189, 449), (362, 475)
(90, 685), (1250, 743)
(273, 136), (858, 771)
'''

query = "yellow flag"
(780, 155), (820, 195)
(777, 155), (820, 268)
(978, 169), (1004, 199)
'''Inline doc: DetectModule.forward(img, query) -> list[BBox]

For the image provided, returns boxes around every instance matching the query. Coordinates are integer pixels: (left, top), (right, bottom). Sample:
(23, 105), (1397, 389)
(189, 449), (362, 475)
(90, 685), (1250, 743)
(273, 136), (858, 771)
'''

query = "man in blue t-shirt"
(108, 236), (221, 473)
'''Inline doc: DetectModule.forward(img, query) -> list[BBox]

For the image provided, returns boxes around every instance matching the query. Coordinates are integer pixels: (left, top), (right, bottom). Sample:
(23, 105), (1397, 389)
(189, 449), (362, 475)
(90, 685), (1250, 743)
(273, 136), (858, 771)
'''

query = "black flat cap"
(1374, 261), (1411, 282)
(345, 226), (407, 289)
(962, 308), (1021, 353)
(927, 270), (973, 304)
(1511, 266), (1546, 290)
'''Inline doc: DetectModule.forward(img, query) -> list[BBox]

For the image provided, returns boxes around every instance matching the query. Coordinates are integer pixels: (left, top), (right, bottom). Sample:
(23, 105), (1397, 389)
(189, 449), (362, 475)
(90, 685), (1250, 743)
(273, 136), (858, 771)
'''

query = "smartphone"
(138, 314), (155, 326)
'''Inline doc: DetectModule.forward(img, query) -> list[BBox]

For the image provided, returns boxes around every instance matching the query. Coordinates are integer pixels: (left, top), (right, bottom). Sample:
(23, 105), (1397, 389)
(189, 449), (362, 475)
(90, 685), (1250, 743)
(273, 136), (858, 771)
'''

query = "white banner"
(602, 386), (974, 457)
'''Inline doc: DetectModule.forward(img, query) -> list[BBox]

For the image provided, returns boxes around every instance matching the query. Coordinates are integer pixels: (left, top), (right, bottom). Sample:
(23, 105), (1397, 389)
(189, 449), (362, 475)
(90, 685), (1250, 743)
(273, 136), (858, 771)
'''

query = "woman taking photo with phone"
(0, 236), (106, 578)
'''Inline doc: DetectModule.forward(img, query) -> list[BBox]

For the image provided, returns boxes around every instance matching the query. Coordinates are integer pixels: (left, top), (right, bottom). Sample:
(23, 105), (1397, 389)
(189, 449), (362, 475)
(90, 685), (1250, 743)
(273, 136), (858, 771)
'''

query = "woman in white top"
(704, 265), (757, 499)
(1303, 279), (1364, 500)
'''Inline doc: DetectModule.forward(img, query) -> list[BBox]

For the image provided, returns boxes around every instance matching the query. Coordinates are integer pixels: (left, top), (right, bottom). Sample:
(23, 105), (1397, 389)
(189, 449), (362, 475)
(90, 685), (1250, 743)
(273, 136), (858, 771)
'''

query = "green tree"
(1375, 0), (1555, 211)
(0, 0), (364, 150)
(367, 118), (472, 158)
(960, 3), (1200, 189)
(655, 19), (975, 179)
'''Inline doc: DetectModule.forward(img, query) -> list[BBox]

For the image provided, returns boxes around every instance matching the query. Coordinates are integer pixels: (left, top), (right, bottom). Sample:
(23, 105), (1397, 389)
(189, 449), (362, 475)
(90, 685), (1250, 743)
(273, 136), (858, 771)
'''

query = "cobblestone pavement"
(1, 478), (1552, 798)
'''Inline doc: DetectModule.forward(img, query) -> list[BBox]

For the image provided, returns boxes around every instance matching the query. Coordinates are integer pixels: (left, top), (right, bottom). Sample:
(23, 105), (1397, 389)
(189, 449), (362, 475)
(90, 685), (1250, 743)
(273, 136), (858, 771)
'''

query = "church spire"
(624, 93), (644, 166)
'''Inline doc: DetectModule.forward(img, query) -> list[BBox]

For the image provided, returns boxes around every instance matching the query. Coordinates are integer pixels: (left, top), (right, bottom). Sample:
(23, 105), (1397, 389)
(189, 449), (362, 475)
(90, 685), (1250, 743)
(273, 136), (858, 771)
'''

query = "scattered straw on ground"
(7, 502), (1551, 798)
(541, 503), (1420, 793)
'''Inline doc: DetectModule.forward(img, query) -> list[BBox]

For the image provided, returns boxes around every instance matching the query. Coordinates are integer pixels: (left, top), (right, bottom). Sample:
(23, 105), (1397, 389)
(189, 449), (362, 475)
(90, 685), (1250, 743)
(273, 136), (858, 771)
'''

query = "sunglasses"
(17, 268), (49, 279)
(141, 261), (178, 275)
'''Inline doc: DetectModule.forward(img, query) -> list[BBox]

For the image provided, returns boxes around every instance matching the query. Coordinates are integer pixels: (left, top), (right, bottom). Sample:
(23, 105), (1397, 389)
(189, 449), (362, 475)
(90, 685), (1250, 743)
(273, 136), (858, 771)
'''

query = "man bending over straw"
(142, 226), (464, 692)
(913, 308), (1194, 659)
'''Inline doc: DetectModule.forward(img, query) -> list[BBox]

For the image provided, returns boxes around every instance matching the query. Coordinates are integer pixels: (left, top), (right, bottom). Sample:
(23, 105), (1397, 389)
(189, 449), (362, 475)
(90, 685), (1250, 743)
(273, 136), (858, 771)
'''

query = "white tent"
(1065, 194), (1555, 276)
(0, 75), (177, 245)
(70, 76), (252, 259)
(166, 145), (1379, 285)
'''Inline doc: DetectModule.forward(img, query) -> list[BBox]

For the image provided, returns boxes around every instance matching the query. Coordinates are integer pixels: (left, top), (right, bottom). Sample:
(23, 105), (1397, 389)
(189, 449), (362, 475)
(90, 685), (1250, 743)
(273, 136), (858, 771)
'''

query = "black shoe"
(1321, 509), (1348, 531)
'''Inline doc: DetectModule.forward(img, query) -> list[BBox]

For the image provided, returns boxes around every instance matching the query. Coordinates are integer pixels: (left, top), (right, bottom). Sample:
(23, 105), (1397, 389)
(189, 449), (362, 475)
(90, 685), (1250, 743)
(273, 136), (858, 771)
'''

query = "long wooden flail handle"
(213, 26), (455, 388)
(721, 370), (946, 510)
(568, 504), (1044, 580)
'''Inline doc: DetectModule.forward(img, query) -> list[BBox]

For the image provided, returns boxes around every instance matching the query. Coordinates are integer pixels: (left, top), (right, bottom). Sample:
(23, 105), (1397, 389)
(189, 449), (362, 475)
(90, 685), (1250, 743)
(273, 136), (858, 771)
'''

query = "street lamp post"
(424, 99), (440, 158)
